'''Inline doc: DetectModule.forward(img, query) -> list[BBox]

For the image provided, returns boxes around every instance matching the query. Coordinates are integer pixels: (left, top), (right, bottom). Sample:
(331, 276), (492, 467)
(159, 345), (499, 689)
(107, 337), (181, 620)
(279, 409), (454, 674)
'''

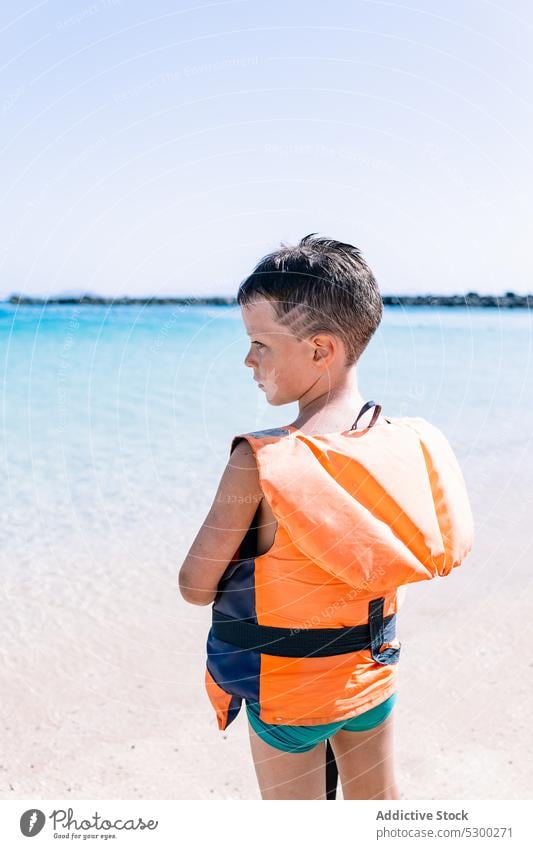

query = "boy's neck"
(293, 370), (365, 430)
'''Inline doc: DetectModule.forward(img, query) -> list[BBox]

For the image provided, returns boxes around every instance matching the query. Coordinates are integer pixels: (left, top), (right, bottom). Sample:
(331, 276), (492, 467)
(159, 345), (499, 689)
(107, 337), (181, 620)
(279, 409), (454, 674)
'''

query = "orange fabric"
(258, 649), (400, 726)
(207, 415), (474, 726)
(244, 417), (474, 601)
(205, 666), (232, 731)
(206, 410), (474, 729)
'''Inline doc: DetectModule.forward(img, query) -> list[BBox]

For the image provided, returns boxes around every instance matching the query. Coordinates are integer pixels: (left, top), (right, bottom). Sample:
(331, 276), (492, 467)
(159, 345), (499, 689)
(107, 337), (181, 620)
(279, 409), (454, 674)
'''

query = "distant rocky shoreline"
(4, 292), (532, 308)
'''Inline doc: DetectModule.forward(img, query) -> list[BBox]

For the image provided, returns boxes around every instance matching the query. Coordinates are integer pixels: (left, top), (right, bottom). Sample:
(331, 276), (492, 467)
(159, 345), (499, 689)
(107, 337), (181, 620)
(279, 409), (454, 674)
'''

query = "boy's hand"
(178, 439), (264, 605)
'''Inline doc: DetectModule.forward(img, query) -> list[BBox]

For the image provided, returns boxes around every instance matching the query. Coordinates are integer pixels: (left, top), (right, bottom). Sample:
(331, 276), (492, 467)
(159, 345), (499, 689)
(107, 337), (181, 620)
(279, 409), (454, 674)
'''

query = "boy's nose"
(244, 347), (256, 368)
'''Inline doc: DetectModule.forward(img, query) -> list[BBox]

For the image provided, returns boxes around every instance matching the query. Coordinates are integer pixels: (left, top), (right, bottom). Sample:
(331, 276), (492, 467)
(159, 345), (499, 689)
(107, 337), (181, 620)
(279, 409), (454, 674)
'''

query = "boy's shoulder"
(230, 425), (293, 457)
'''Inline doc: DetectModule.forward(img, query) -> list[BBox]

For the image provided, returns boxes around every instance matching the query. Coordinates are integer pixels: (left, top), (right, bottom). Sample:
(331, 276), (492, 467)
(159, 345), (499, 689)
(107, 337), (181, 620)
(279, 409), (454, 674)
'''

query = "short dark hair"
(237, 233), (383, 366)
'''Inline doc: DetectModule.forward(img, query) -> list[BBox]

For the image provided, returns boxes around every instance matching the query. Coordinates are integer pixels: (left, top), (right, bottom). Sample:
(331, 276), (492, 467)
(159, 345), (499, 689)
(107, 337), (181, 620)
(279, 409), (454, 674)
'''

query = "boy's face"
(241, 299), (332, 406)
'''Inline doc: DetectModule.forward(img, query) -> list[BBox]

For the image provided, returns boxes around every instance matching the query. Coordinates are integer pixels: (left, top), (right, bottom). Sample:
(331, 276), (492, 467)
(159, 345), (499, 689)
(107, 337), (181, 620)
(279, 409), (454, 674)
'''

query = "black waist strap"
(211, 597), (398, 659)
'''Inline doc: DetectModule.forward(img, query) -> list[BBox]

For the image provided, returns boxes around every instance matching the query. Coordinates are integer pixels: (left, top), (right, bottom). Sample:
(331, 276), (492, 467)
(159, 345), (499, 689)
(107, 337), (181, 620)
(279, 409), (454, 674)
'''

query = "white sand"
(2, 457), (532, 800)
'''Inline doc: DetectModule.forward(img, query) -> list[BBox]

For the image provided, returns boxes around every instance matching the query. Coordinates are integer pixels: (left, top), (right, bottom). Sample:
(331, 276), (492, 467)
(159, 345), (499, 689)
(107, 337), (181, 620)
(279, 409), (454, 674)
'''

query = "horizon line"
(2, 291), (532, 307)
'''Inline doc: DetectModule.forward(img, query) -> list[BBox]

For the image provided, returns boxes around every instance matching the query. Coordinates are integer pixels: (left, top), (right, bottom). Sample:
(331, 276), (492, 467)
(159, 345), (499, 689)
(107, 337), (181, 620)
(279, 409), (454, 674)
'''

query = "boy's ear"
(311, 333), (340, 364)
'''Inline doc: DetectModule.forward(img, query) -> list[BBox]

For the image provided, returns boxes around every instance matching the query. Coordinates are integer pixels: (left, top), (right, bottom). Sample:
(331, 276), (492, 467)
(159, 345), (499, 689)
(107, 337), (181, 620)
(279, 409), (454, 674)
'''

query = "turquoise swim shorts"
(245, 692), (397, 753)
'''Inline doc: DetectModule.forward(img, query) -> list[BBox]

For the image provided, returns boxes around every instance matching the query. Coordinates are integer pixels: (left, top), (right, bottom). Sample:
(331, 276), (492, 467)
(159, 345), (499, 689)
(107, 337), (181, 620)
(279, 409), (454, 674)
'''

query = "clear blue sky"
(1, 0), (531, 297)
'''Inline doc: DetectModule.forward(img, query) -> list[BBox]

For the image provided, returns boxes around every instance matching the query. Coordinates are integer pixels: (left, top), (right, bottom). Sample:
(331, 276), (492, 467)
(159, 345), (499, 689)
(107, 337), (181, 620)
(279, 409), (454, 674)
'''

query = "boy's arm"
(178, 439), (264, 606)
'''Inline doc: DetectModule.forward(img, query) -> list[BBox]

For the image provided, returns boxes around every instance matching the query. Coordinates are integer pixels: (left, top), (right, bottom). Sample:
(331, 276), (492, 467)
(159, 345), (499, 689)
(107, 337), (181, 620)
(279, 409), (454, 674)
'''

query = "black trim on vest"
(211, 597), (400, 660)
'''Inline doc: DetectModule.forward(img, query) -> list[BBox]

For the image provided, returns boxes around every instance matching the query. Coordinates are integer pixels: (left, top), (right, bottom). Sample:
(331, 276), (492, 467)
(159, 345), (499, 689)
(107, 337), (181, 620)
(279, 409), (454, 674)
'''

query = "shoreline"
(3, 292), (533, 308)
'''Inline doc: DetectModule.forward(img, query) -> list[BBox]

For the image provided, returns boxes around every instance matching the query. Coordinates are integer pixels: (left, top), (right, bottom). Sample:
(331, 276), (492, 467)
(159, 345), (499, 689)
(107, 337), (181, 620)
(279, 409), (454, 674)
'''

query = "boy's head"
(238, 234), (383, 406)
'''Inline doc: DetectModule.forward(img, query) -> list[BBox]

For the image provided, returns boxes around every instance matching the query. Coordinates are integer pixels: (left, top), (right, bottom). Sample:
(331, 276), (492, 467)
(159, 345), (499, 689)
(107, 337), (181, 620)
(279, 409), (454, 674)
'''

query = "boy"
(178, 234), (474, 800)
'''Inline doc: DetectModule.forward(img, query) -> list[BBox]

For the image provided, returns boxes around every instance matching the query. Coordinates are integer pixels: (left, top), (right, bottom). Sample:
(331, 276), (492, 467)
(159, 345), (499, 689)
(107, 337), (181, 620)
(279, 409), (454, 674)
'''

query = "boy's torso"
(205, 409), (473, 728)
(255, 499), (277, 557)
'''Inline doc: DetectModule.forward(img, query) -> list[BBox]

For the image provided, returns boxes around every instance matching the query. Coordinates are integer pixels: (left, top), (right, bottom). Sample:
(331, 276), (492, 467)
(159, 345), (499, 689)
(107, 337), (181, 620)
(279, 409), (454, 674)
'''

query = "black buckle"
(368, 597), (401, 665)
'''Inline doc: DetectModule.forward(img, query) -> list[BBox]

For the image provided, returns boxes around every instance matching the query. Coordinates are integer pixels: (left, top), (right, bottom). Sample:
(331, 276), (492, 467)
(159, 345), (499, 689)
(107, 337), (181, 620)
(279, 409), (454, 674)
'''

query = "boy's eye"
(252, 341), (265, 349)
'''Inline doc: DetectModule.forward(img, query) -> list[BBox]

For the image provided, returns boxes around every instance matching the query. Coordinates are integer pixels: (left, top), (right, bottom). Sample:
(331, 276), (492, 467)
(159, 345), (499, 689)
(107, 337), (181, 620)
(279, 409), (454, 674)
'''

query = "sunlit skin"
(241, 298), (366, 429)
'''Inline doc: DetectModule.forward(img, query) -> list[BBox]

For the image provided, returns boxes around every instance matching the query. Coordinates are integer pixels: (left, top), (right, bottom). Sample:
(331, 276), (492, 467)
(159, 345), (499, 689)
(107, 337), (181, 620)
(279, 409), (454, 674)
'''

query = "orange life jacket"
(205, 401), (474, 730)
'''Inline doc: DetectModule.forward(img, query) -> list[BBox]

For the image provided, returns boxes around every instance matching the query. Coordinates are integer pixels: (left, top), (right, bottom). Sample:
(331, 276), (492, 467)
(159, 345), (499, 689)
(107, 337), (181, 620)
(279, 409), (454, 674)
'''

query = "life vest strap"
(212, 598), (399, 660)
(350, 400), (382, 430)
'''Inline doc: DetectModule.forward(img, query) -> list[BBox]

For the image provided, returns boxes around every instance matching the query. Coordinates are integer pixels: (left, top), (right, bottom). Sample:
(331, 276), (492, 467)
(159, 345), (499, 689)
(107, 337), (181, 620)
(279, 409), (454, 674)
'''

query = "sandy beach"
(2, 443), (532, 801)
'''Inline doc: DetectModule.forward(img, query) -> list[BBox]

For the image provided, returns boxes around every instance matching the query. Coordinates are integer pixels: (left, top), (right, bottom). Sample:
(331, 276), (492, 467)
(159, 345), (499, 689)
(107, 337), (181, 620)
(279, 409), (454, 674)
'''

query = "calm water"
(1, 304), (532, 604)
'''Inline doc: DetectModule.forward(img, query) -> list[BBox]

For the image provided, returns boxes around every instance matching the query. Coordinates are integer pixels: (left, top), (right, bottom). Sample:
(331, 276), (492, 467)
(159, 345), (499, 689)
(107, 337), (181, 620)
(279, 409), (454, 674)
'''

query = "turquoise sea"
(1, 303), (532, 580)
(1, 303), (532, 798)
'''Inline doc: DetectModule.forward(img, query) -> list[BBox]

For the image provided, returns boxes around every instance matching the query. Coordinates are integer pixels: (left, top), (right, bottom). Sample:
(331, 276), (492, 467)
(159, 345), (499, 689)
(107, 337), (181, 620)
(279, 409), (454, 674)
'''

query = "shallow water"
(1, 303), (531, 584)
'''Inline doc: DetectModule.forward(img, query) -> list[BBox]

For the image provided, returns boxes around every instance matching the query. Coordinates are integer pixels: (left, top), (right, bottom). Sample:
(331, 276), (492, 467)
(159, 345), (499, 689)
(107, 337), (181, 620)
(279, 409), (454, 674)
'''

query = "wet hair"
(237, 233), (383, 366)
